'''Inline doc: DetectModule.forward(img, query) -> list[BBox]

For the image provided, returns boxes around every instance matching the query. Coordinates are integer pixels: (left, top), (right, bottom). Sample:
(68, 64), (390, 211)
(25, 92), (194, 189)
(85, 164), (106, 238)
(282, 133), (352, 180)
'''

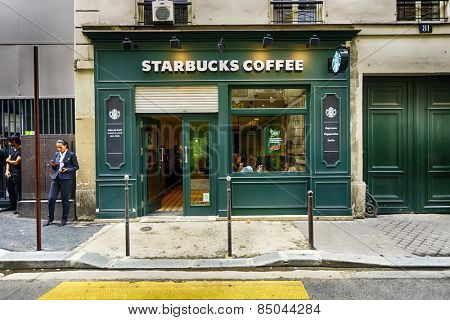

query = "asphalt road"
(0, 269), (448, 300)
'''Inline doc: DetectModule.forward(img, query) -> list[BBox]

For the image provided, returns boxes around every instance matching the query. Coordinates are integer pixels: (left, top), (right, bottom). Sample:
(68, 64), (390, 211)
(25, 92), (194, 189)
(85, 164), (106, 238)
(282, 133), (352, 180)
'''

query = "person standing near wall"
(44, 139), (79, 226)
(0, 140), (7, 199)
(1, 136), (22, 214)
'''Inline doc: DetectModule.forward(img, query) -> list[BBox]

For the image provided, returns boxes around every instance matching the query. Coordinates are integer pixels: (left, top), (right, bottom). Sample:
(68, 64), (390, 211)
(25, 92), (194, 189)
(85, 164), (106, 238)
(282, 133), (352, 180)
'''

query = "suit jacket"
(50, 150), (79, 180)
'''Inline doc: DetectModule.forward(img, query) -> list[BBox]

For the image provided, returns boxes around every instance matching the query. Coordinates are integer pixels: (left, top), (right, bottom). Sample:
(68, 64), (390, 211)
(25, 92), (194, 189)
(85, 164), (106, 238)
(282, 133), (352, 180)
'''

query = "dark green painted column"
(96, 87), (138, 219)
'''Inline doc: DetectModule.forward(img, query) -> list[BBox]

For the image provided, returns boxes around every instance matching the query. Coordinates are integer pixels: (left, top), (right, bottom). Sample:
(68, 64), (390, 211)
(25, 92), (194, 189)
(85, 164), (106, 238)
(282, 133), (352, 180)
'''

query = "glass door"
(141, 117), (162, 214)
(183, 116), (216, 216)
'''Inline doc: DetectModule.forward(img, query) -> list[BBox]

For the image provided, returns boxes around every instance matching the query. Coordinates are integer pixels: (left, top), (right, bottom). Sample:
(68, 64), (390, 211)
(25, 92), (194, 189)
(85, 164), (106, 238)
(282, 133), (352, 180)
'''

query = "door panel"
(365, 80), (411, 212)
(141, 118), (162, 214)
(183, 116), (216, 216)
(420, 81), (450, 210)
(369, 111), (404, 169)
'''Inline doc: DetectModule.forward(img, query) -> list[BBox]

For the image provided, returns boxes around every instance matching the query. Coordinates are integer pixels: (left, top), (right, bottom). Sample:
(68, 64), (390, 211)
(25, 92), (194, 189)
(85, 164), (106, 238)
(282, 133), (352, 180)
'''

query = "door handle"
(160, 147), (164, 162)
(184, 146), (188, 164)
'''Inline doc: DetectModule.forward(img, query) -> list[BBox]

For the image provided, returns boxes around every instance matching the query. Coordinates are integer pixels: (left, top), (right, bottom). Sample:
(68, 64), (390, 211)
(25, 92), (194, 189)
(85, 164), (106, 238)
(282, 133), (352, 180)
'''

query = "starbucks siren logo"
(325, 106), (337, 118)
(109, 108), (121, 120)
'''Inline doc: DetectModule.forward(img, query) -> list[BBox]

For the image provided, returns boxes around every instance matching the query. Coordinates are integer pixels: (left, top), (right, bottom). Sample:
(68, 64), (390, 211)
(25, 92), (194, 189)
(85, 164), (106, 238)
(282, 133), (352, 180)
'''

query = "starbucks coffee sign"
(142, 59), (303, 73)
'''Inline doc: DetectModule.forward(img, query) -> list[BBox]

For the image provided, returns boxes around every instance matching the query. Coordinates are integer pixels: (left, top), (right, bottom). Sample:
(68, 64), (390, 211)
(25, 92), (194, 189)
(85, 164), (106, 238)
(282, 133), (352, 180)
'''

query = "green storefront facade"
(85, 29), (358, 219)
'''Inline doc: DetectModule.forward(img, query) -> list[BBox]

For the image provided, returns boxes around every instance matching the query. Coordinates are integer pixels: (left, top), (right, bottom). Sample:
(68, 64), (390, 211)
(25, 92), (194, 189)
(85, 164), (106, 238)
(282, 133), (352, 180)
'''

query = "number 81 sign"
(419, 24), (432, 33)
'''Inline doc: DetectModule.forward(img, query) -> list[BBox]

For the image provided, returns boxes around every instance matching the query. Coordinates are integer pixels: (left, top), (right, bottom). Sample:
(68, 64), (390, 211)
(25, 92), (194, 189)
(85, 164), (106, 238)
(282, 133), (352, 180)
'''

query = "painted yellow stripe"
(39, 281), (309, 300)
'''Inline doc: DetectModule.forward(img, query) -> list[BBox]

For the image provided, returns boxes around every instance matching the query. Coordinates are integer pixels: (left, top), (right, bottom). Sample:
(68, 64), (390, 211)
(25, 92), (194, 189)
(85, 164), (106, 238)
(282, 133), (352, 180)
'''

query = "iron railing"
(397, 0), (449, 22)
(271, 0), (323, 24)
(137, 0), (191, 25)
(0, 97), (75, 201)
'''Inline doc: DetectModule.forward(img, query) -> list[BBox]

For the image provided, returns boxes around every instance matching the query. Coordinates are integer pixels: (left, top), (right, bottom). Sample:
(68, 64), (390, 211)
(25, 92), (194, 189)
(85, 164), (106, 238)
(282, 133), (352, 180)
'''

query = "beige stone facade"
(74, 0), (450, 219)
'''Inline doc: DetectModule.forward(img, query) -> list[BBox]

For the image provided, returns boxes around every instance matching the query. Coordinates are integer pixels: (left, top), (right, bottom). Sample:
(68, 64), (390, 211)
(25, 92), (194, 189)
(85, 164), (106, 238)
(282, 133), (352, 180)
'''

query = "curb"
(1, 250), (450, 270)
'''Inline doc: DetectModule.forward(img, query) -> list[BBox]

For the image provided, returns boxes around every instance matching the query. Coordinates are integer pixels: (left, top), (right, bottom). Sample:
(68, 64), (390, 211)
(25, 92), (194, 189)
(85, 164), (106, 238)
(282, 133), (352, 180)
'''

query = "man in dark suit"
(44, 139), (79, 226)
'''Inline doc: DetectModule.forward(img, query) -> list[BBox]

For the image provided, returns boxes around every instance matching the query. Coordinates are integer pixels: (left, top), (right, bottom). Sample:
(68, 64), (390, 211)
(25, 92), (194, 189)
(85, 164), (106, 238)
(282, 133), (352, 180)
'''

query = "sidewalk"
(0, 211), (449, 270)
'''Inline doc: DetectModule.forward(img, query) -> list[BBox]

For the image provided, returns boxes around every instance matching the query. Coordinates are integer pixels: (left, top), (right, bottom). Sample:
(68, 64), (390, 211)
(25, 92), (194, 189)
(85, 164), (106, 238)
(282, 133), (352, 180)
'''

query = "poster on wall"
(322, 94), (340, 166)
(105, 96), (124, 168)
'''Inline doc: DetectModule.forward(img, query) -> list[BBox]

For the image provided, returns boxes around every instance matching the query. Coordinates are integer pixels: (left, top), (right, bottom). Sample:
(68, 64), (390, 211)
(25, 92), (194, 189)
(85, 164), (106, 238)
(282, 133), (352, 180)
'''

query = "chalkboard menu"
(322, 94), (340, 166)
(105, 96), (124, 168)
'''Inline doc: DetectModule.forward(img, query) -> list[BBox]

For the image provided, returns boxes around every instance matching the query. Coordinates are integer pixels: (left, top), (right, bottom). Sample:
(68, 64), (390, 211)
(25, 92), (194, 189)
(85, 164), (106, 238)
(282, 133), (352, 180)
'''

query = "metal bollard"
(226, 176), (232, 257)
(124, 175), (130, 257)
(307, 190), (314, 249)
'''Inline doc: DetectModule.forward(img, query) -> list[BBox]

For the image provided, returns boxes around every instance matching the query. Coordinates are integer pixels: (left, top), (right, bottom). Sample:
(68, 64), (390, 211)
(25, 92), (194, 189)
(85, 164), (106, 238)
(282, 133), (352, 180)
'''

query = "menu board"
(105, 96), (124, 168)
(322, 94), (340, 166)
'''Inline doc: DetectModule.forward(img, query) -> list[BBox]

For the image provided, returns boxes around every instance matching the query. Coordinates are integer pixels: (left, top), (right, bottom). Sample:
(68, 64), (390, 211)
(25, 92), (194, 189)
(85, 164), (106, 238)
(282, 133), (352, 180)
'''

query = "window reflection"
(232, 115), (306, 173)
(231, 88), (306, 109)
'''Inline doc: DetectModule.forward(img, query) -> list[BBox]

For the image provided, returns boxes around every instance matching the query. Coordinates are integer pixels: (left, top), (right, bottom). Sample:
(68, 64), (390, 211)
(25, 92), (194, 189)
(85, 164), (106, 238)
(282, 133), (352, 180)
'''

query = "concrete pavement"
(77, 219), (310, 259)
(0, 212), (450, 270)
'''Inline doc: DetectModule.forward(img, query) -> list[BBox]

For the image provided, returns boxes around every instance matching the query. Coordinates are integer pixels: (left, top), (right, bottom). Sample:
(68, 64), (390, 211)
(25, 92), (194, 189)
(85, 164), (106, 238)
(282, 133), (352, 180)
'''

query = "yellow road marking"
(39, 281), (309, 300)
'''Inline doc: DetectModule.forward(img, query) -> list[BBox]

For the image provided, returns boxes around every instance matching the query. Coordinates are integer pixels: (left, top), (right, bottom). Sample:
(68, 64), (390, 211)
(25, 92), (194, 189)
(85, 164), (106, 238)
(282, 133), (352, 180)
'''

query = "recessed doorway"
(139, 114), (216, 216)
(140, 115), (183, 216)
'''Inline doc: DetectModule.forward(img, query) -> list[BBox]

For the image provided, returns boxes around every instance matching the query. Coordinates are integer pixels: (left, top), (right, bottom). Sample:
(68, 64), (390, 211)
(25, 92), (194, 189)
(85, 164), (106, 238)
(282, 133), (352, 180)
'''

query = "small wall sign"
(419, 24), (432, 33)
(322, 94), (340, 166)
(267, 128), (282, 154)
(105, 96), (125, 169)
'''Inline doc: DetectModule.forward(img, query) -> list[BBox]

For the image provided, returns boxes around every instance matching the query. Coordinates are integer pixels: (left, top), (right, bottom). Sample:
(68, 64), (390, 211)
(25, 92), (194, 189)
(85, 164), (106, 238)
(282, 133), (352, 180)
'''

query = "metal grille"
(0, 98), (75, 201)
(272, 0), (323, 24)
(397, 0), (449, 21)
(137, 0), (191, 25)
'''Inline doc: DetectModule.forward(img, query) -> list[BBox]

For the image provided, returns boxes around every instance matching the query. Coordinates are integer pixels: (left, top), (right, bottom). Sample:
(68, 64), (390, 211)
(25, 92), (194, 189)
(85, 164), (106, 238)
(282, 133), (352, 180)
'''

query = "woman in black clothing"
(1, 136), (22, 214)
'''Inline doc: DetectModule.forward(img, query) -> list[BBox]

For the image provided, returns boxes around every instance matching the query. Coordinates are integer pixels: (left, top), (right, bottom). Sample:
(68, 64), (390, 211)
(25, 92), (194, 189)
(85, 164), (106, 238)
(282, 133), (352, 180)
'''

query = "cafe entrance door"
(139, 115), (216, 216)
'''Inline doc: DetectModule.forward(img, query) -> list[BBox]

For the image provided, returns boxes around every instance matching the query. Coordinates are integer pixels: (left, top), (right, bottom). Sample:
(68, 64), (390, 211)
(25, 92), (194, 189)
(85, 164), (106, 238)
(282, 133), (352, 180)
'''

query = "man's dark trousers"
(48, 177), (71, 221)
(7, 174), (21, 210)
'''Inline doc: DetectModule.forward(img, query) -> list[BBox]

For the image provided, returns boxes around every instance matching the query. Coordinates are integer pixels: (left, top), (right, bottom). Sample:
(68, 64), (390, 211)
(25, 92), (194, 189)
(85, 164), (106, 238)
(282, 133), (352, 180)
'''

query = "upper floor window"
(138, 0), (191, 25)
(397, 0), (449, 22)
(271, 0), (323, 24)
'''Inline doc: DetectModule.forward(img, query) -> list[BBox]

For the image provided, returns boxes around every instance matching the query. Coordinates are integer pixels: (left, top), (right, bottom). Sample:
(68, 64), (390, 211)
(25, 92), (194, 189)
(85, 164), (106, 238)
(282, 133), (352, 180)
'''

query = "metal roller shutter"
(135, 86), (218, 113)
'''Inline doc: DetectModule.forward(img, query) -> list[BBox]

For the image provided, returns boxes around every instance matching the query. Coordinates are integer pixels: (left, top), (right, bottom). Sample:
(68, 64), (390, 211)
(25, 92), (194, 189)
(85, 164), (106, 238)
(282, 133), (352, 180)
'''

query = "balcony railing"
(271, 1), (323, 24)
(397, 0), (449, 22)
(137, 0), (191, 25)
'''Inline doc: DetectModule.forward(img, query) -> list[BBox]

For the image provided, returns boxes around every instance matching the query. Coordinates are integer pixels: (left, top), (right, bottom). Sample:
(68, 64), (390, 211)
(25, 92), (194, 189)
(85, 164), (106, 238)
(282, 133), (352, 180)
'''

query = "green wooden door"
(364, 79), (413, 212)
(416, 79), (450, 212)
(183, 115), (217, 216)
(140, 117), (162, 214)
(364, 77), (450, 213)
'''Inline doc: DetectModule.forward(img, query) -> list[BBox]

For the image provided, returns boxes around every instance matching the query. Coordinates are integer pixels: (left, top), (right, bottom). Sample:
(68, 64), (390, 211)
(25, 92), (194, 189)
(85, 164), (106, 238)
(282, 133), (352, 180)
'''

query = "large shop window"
(231, 88), (307, 173)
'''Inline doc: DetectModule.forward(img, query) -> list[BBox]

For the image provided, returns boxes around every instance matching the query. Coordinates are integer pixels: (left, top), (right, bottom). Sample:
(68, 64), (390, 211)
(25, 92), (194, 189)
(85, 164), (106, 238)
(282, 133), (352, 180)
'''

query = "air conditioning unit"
(153, 0), (174, 24)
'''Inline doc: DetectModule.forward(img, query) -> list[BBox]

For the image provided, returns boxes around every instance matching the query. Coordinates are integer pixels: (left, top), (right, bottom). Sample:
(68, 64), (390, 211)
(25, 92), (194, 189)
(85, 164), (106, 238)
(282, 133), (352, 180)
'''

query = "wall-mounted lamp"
(170, 36), (181, 49)
(217, 38), (225, 52)
(308, 34), (320, 47)
(262, 34), (273, 48)
(122, 38), (137, 50)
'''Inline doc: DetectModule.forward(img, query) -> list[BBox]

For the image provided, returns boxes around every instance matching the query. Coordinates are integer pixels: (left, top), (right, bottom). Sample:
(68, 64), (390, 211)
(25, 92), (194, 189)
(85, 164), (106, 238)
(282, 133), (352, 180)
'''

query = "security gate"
(364, 77), (450, 213)
(0, 98), (75, 203)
